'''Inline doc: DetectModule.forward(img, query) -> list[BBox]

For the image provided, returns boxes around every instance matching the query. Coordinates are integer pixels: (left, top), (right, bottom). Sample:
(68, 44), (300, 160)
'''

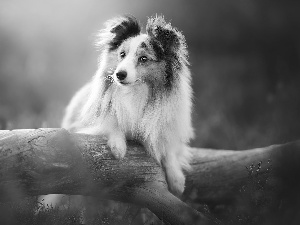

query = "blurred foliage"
(0, 0), (300, 224)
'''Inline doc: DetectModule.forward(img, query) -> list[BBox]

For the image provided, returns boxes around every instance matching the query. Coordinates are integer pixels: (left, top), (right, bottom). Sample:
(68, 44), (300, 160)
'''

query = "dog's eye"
(120, 51), (126, 58)
(139, 56), (148, 63)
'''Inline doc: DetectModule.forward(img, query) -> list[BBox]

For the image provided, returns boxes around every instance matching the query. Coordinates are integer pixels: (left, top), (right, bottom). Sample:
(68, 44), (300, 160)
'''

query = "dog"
(62, 15), (194, 196)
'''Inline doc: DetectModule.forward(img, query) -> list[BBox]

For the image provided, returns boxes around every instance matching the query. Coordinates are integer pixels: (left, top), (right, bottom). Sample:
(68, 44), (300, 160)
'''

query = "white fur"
(62, 16), (194, 196)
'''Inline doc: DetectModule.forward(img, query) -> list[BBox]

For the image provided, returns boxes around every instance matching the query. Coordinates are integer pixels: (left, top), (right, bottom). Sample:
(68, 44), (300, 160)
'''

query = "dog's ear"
(96, 15), (141, 51)
(146, 15), (187, 60)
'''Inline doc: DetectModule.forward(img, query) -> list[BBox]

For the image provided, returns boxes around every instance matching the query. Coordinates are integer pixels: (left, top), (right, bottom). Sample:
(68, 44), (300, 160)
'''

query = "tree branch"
(0, 128), (216, 225)
(0, 128), (299, 224)
(184, 141), (300, 204)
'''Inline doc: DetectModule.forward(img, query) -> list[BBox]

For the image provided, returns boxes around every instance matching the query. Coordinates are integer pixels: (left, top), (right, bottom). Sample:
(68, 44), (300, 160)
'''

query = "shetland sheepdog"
(62, 15), (194, 195)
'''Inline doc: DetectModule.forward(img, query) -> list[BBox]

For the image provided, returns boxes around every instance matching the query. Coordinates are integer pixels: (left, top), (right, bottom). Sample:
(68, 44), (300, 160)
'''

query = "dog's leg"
(102, 115), (127, 159)
(163, 144), (186, 196)
(107, 128), (127, 159)
(77, 116), (127, 159)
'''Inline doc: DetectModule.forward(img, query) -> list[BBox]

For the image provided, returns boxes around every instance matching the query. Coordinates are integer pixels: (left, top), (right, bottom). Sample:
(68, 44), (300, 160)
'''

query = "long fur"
(62, 15), (194, 195)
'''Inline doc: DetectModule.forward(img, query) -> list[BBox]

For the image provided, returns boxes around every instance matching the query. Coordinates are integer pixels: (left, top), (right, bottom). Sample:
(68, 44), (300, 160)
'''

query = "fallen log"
(0, 128), (215, 225)
(0, 128), (299, 224)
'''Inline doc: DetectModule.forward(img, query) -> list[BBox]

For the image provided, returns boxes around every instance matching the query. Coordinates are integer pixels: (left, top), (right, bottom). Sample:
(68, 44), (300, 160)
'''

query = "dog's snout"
(116, 71), (127, 81)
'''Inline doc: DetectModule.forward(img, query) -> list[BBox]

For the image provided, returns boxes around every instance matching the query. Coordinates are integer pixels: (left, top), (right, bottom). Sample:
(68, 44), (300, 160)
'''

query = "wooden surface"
(0, 128), (300, 224)
(0, 128), (216, 225)
(185, 141), (300, 204)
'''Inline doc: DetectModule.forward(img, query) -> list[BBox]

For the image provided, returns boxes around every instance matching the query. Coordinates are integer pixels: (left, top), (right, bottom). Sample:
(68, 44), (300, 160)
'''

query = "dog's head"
(97, 15), (188, 90)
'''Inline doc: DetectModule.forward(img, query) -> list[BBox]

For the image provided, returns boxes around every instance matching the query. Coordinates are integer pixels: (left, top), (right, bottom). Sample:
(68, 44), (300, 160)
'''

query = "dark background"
(0, 1), (300, 224)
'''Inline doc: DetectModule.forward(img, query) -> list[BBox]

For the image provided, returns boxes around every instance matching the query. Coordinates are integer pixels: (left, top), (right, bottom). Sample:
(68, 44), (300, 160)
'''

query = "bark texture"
(0, 128), (299, 224)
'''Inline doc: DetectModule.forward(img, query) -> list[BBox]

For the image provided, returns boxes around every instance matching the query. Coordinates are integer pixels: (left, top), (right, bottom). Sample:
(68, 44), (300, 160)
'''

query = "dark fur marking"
(103, 76), (112, 93)
(146, 16), (185, 90)
(108, 15), (141, 51)
(140, 41), (148, 49)
(153, 26), (180, 53)
(150, 38), (164, 61)
(149, 37), (175, 90)
(102, 67), (115, 94)
(149, 36), (180, 90)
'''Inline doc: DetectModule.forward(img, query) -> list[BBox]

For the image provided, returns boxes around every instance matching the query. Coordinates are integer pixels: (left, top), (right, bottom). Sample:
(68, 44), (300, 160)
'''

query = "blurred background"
(1, 0), (300, 224)
(1, 0), (300, 150)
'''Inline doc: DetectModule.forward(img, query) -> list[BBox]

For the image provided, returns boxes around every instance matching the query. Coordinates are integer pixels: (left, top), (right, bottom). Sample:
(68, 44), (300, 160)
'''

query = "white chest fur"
(112, 83), (149, 137)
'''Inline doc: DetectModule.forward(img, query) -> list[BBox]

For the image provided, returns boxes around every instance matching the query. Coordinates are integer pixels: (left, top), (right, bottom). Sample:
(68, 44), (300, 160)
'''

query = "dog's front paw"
(167, 171), (185, 196)
(107, 135), (127, 159)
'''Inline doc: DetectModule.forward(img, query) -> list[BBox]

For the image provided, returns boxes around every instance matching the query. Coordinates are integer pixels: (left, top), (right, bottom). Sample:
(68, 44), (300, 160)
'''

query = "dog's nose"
(116, 71), (127, 81)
